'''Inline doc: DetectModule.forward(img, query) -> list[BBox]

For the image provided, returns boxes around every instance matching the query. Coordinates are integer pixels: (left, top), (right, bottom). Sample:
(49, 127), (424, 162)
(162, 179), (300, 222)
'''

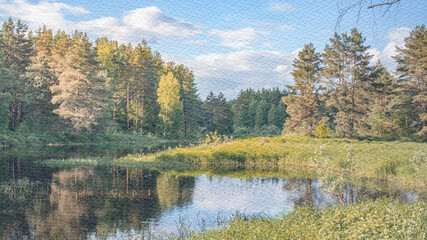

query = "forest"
(0, 18), (425, 143)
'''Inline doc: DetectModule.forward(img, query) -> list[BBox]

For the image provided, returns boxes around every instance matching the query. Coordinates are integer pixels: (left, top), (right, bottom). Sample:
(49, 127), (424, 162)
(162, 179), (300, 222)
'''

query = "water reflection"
(0, 145), (423, 239)
(0, 166), (195, 239)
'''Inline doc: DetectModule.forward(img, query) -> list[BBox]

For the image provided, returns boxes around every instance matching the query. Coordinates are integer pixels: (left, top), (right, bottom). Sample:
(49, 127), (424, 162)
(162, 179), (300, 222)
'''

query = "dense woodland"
(0, 18), (425, 140)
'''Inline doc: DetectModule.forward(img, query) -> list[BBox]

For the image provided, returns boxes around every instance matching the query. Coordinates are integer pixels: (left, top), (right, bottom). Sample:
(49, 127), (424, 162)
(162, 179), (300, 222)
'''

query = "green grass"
(120, 136), (427, 191)
(184, 198), (426, 240)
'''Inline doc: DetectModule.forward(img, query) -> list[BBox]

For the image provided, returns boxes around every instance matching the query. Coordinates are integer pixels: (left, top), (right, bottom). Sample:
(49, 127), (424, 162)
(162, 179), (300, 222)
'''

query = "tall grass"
(120, 136), (427, 190)
(185, 199), (427, 240)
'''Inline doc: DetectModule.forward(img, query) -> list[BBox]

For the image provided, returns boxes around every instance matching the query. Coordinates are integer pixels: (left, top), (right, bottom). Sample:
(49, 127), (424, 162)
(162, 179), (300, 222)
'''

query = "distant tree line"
(0, 18), (425, 139)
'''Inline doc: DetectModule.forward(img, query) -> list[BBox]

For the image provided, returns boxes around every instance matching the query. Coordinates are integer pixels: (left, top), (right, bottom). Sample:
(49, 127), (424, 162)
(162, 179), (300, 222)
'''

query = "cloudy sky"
(0, 0), (425, 98)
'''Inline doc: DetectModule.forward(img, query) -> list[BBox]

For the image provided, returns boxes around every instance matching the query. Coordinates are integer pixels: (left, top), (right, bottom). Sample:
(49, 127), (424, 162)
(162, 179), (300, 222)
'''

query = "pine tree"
(322, 29), (371, 138)
(129, 41), (159, 133)
(24, 26), (57, 133)
(255, 98), (268, 128)
(0, 48), (12, 131)
(275, 101), (287, 130)
(283, 43), (322, 135)
(50, 30), (71, 77)
(238, 104), (250, 128)
(232, 88), (254, 128)
(248, 98), (258, 128)
(393, 25), (427, 136)
(115, 43), (133, 131)
(157, 71), (183, 137)
(173, 64), (200, 137)
(204, 92), (217, 132)
(215, 93), (233, 134)
(50, 31), (107, 132)
(0, 34), (8, 131)
(267, 104), (276, 126)
(96, 37), (120, 128)
(204, 92), (233, 134)
(366, 62), (397, 136)
(0, 18), (34, 131)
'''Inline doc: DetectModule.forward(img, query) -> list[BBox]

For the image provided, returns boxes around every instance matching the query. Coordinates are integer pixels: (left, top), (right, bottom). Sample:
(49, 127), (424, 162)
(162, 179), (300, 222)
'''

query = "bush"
(313, 120), (330, 138)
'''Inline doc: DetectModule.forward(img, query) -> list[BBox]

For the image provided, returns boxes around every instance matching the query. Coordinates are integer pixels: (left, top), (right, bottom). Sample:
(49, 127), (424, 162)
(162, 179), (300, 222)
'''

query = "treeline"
(0, 18), (425, 140)
(203, 88), (288, 136)
(0, 18), (204, 138)
(283, 26), (426, 139)
(0, 18), (288, 139)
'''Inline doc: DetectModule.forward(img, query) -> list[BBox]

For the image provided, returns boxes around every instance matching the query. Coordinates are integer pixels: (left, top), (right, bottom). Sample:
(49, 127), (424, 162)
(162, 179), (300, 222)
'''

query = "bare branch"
(367, 0), (401, 9)
(336, 0), (402, 27)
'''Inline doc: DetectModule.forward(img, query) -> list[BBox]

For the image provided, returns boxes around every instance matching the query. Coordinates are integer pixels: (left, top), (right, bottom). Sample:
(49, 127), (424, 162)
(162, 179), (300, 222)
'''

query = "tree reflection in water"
(0, 155), (422, 239)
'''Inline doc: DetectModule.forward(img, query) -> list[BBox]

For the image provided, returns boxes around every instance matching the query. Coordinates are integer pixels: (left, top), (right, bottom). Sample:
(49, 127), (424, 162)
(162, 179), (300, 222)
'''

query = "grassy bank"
(183, 199), (426, 240)
(0, 132), (166, 148)
(120, 136), (427, 190)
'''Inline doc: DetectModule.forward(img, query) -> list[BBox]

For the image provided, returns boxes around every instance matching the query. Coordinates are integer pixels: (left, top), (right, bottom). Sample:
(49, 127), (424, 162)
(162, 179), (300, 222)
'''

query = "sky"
(0, 0), (426, 98)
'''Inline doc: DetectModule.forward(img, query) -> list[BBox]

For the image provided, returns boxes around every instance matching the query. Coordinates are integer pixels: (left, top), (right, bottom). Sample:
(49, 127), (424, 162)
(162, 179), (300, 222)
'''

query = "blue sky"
(0, 0), (426, 98)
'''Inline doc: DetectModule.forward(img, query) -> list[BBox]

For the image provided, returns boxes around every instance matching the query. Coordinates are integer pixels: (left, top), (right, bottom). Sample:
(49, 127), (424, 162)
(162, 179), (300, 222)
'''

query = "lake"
(0, 143), (421, 239)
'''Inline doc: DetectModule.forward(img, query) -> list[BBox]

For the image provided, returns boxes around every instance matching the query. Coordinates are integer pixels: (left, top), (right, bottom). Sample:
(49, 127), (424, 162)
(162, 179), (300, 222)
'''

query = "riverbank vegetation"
(184, 199), (426, 240)
(0, 132), (165, 147)
(120, 136), (427, 191)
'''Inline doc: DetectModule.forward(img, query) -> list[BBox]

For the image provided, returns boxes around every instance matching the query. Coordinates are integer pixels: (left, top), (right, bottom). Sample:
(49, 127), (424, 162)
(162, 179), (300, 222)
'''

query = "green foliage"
(204, 131), (233, 145)
(157, 71), (184, 137)
(0, 132), (161, 147)
(187, 199), (427, 240)
(254, 99), (268, 128)
(232, 88), (287, 131)
(394, 25), (427, 137)
(172, 64), (201, 137)
(0, 18), (34, 131)
(0, 18), (425, 143)
(0, 93), (12, 131)
(323, 28), (372, 138)
(313, 120), (330, 138)
(50, 31), (107, 132)
(283, 43), (323, 135)
(204, 92), (233, 135)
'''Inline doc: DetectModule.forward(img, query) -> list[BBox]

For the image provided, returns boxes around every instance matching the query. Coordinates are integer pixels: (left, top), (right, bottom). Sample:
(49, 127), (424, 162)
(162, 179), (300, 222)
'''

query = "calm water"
(0, 144), (421, 239)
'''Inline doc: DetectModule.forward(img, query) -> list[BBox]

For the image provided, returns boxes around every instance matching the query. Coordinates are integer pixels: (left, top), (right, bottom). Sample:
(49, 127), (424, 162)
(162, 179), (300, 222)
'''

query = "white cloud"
(267, 2), (297, 12)
(367, 48), (381, 64)
(0, 0), (89, 31)
(382, 27), (410, 66)
(122, 7), (203, 38)
(209, 27), (270, 49)
(0, 1), (203, 44)
(367, 27), (411, 70)
(76, 7), (203, 44)
(165, 49), (298, 99)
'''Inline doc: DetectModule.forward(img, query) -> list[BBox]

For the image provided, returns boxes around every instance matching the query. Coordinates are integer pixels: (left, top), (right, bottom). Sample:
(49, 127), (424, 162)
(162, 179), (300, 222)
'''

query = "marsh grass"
(120, 136), (427, 191)
(186, 198), (427, 240)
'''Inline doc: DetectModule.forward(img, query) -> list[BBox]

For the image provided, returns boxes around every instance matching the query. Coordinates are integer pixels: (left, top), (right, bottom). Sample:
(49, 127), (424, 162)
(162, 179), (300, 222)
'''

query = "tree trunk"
(127, 80), (130, 131)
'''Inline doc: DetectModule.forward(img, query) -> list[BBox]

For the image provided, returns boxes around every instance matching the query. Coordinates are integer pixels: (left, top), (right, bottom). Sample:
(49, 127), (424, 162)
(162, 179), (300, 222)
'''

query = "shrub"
(313, 120), (330, 138)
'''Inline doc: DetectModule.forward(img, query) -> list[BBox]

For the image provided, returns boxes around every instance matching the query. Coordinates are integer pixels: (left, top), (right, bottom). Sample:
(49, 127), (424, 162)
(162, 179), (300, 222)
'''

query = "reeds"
(187, 198), (427, 240)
